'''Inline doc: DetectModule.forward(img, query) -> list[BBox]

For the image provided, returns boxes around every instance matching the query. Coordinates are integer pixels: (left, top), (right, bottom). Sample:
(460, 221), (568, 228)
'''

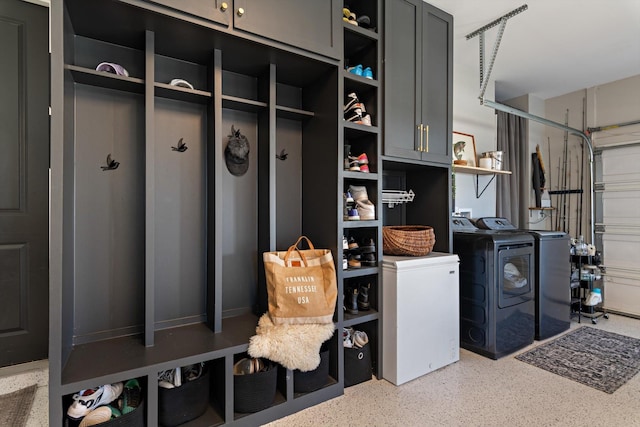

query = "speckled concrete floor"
(266, 313), (640, 427)
(3, 314), (638, 427)
(0, 359), (48, 427)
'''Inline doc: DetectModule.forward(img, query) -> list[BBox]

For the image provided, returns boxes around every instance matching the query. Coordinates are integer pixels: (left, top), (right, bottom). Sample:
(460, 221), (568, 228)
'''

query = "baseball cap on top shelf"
(95, 62), (129, 77)
(169, 78), (194, 90)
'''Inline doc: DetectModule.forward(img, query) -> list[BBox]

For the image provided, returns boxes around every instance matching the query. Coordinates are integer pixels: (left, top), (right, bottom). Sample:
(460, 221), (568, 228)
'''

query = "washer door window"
(498, 245), (533, 308)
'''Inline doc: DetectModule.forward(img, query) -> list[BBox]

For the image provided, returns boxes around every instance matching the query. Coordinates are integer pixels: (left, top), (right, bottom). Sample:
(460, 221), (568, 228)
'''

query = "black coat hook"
(101, 153), (120, 171)
(171, 138), (188, 152)
(276, 148), (288, 161)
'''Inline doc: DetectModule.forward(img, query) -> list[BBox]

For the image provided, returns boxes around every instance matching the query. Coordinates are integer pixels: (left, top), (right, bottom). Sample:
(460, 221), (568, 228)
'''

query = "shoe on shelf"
(344, 191), (354, 204)
(233, 358), (265, 375)
(183, 363), (204, 382)
(345, 111), (364, 123)
(348, 160), (361, 171)
(78, 406), (121, 427)
(356, 15), (371, 28)
(359, 164), (370, 173)
(344, 92), (360, 112)
(119, 379), (142, 415)
(343, 327), (355, 347)
(348, 254), (362, 268)
(362, 66), (373, 79)
(348, 185), (369, 202)
(350, 153), (368, 165)
(347, 64), (363, 76)
(345, 288), (359, 314)
(356, 199), (375, 220)
(358, 283), (370, 311)
(344, 143), (352, 170)
(345, 104), (367, 118)
(345, 208), (360, 221)
(67, 382), (124, 420)
(360, 238), (375, 253)
(361, 252), (376, 266)
(343, 235), (349, 250)
(348, 236), (359, 250)
(342, 254), (348, 270)
(352, 330), (369, 348)
(342, 8), (357, 25)
(359, 113), (372, 126)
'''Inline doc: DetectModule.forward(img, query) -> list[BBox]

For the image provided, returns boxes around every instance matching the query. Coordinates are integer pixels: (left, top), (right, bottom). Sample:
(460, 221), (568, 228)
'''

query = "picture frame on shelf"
(452, 132), (477, 167)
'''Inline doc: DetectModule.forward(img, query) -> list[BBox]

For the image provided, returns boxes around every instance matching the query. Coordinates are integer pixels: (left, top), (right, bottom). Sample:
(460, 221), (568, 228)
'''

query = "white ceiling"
(426, 0), (640, 100)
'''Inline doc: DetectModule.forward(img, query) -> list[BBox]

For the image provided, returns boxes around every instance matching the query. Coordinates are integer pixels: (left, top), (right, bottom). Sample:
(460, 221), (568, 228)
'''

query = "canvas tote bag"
(263, 236), (337, 325)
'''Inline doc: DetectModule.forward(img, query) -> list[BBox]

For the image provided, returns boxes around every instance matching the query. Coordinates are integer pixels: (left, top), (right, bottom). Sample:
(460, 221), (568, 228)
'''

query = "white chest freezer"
(382, 252), (460, 385)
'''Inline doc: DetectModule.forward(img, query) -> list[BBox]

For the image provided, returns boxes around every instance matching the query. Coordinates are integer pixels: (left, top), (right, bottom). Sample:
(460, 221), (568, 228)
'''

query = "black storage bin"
(158, 369), (210, 426)
(344, 343), (372, 387)
(294, 346), (330, 393)
(234, 363), (277, 413)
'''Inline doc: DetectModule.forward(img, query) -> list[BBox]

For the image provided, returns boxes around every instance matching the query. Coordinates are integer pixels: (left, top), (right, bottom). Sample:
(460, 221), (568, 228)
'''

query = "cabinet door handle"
(424, 124), (429, 153)
(220, 2), (228, 12)
(237, 7), (245, 17)
(417, 124), (424, 152)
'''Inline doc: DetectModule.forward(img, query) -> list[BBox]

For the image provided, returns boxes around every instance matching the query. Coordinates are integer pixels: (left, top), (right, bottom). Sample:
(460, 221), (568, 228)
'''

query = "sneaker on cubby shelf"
(347, 64), (363, 76)
(78, 405), (121, 427)
(343, 327), (369, 348)
(67, 383), (124, 420)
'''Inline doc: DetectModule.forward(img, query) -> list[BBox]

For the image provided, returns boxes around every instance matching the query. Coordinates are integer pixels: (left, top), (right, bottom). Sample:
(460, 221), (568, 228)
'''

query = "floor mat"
(516, 326), (640, 394)
(0, 384), (37, 427)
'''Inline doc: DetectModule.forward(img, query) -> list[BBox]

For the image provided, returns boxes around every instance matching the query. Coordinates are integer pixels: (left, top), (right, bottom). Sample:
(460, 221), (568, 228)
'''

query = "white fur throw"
(248, 313), (335, 372)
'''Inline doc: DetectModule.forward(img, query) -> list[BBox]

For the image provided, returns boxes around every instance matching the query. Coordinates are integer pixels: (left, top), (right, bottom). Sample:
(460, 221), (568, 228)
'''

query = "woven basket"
(382, 226), (435, 257)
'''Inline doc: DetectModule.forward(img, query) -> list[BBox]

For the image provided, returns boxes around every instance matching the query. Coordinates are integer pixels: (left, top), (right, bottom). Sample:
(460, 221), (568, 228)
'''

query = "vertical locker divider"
(210, 49), (223, 333)
(256, 64), (277, 316)
(145, 30), (156, 347)
(146, 372), (158, 426)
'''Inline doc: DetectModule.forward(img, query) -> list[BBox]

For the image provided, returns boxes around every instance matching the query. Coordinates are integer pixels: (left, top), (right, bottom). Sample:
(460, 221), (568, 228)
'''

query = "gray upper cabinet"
(384, 0), (452, 165)
(234, 0), (340, 59)
(144, 0), (340, 59)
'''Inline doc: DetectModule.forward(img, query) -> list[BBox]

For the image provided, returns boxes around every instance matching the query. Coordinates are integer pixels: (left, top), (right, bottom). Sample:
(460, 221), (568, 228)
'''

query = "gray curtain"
(496, 111), (528, 227)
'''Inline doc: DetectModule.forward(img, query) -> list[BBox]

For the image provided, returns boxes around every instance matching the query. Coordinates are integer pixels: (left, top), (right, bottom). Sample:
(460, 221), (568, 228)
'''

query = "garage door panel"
(602, 147), (640, 182)
(602, 191), (640, 227)
(599, 144), (640, 317)
(603, 274), (640, 317)
(602, 234), (640, 269)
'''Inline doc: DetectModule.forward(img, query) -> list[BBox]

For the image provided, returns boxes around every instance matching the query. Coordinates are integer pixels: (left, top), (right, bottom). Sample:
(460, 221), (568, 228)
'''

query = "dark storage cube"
(158, 369), (210, 426)
(344, 343), (372, 387)
(294, 347), (330, 393)
(234, 363), (277, 413)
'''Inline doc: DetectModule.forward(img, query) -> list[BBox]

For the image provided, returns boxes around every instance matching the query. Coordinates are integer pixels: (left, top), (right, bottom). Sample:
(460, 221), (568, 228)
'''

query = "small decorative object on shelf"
(452, 131), (476, 167)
